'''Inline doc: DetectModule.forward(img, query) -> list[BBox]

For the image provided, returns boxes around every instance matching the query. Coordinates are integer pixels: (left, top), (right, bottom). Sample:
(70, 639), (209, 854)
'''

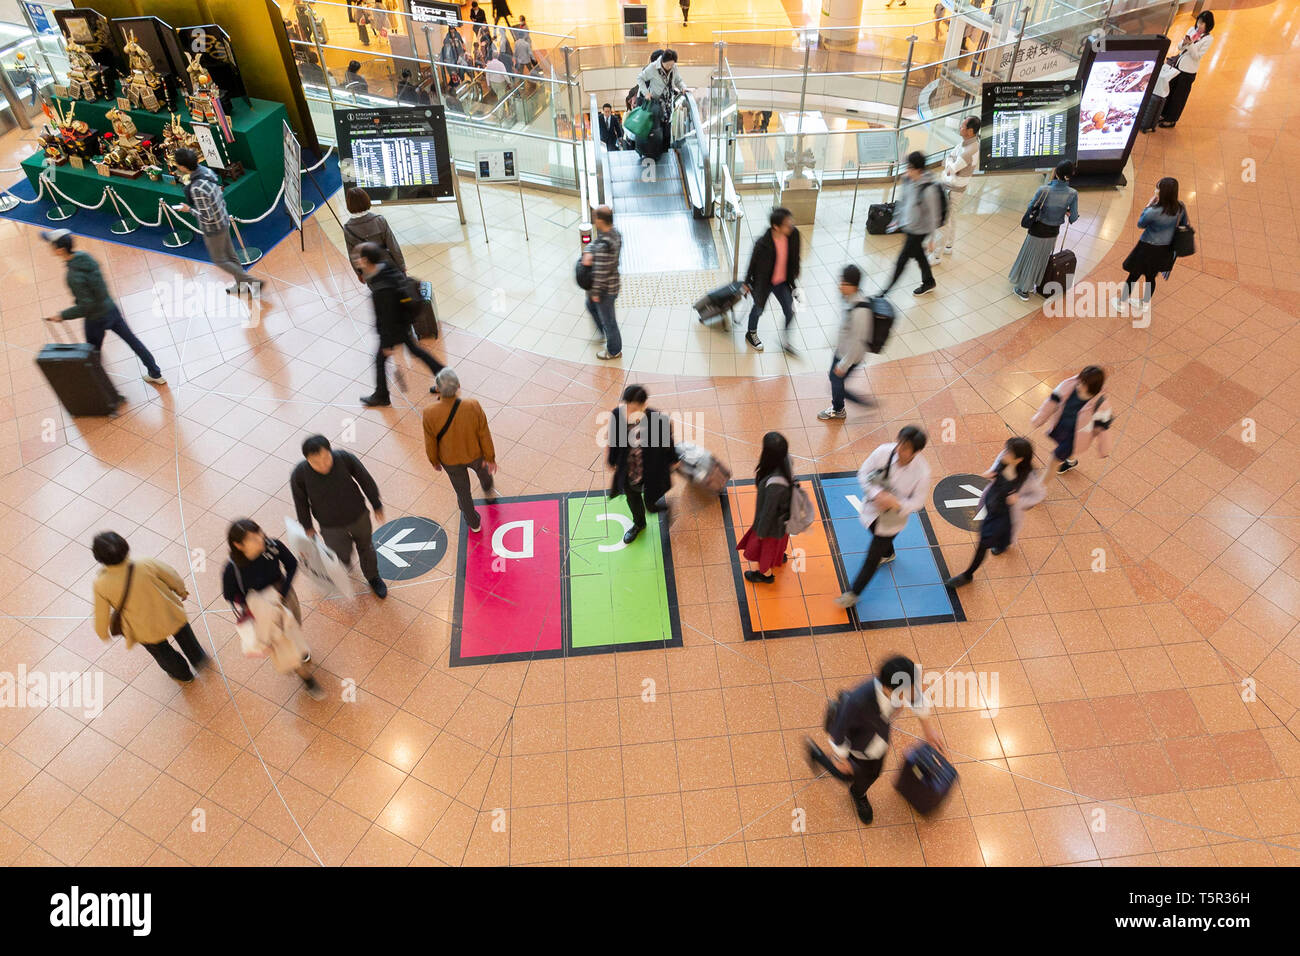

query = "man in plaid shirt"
(581, 205), (622, 360)
(173, 148), (261, 297)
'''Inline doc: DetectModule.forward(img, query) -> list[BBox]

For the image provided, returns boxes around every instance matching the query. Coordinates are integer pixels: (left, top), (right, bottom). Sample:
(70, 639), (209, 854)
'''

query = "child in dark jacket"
(736, 432), (794, 583)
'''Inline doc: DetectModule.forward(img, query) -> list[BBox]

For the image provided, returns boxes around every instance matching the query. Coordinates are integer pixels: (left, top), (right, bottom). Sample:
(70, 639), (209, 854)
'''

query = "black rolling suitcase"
(866, 160), (901, 235)
(411, 280), (440, 339)
(37, 321), (122, 417)
(894, 743), (958, 815)
(694, 280), (746, 323)
(1037, 223), (1076, 297)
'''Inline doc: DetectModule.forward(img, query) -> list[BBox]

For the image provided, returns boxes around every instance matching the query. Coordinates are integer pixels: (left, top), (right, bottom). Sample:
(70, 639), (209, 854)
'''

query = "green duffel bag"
(622, 105), (653, 139)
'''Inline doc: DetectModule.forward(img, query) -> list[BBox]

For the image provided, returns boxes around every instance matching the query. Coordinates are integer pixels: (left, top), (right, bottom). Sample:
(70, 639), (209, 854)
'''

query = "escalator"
(593, 91), (718, 275)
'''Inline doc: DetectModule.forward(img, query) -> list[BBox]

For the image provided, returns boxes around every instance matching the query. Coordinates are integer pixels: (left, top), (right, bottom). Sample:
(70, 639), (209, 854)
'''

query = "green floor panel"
(567, 495), (674, 649)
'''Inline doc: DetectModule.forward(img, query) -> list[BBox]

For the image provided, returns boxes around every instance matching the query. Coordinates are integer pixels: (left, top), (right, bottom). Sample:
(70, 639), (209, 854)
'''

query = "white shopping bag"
(236, 617), (265, 658)
(283, 517), (352, 598)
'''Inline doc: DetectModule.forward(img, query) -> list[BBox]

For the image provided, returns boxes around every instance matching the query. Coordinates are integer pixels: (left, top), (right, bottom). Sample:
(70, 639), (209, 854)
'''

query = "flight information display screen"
(979, 81), (1080, 172)
(333, 107), (454, 203)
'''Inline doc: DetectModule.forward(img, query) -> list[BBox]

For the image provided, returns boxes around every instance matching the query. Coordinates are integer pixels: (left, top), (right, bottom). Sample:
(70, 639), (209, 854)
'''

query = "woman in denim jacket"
(1009, 160), (1080, 300)
(1113, 176), (1186, 312)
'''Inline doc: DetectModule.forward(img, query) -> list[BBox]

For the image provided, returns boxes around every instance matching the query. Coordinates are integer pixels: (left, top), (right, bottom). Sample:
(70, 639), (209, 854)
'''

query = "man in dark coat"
(742, 206), (801, 354)
(598, 103), (624, 151)
(606, 384), (679, 545)
(354, 242), (444, 408)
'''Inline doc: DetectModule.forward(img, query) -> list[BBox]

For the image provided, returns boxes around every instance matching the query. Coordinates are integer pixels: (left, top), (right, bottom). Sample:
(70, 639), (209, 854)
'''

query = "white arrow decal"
(596, 513), (633, 552)
(378, 527), (440, 568)
(944, 483), (988, 521)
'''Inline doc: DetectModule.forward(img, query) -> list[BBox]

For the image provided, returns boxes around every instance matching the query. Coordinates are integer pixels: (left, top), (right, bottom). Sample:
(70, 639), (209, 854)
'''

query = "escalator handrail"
(677, 89), (713, 216)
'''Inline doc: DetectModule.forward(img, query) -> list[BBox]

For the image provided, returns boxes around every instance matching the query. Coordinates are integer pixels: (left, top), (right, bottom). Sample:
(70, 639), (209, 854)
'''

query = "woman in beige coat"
(92, 532), (207, 682)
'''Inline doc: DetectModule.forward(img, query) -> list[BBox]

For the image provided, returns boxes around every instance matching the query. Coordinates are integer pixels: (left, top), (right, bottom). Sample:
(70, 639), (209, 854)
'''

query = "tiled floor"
(2, 0), (1300, 866)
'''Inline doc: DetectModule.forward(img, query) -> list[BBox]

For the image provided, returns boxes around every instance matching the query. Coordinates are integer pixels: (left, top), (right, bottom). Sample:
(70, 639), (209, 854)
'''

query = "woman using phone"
(1113, 177), (1186, 313)
(1159, 11), (1214, 128)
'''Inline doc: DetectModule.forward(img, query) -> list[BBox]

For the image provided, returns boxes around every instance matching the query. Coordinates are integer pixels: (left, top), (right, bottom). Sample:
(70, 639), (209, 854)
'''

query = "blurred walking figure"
(607, 384), (679, 545)
(223, 519), (325, 700)
(1030, 365), (1114, 484)
(817, 264), (876, 421)
(355, 241), (444, 407)
(736, 432), (794, 583)
(742, 207), (801, 353)
(946, 437), (1043, 588)
(92, 532), (206, 682)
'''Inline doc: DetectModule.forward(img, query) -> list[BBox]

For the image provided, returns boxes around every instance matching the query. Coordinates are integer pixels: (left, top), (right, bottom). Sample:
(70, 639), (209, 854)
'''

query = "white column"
(821, 0), (864, 48)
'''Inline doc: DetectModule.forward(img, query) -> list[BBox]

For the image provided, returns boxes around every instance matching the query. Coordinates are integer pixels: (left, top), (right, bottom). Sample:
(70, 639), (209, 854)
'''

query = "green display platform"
(22, 96), (289, 222)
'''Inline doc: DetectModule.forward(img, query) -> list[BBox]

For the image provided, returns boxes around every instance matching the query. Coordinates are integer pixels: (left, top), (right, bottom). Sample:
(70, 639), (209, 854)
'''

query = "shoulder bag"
(1020, 188), (1047, 230)
(108, 562), (135, 637)
(1171, 203), (1195, 257)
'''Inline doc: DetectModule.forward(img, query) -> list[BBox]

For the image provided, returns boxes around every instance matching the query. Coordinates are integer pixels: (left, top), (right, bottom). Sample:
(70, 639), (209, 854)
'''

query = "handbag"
(1171, 203), (1195, 257)
(1020, 188), (1047, 230)
(623, 104), (653, 139)
(861, 449), (904, 533)
(108, 562), (135, 637)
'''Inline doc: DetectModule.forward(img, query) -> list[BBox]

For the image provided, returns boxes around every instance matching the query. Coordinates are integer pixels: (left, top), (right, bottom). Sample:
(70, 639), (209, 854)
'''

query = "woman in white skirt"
(1008, 160), (1079, 301)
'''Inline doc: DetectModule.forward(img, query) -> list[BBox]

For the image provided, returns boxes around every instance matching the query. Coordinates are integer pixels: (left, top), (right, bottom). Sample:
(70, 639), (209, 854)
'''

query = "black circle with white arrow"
(932, 474), (990, 532)
(372, 516), (448, 580)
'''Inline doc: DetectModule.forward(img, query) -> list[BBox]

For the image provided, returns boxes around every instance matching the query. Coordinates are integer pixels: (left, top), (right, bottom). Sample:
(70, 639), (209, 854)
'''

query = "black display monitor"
(1072, 34), (1171, 186)
(409, 0), (462, 26)
(334, 106), (455, 204)
(979, 80), (1080, 173)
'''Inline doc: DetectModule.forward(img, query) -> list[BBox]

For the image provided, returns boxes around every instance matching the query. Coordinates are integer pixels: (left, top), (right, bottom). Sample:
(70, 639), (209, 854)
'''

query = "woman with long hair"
(1113, 176), (1186, 313)
(1008, 160), (1080, 301)
(946, 437), (1040, 588)
(736, 432), (795, 584)
(222, 519), (324, 699)
(1159, 11), (1215, 128)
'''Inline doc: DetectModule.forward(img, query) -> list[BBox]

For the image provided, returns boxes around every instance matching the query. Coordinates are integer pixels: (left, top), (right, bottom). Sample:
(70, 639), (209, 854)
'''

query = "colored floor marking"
(564, 491), (681, 654)
(451, 491), (682, 666)
(722, 473), (965, 640)
(451, 495), (566, 666)
(723, 480), (854, 640)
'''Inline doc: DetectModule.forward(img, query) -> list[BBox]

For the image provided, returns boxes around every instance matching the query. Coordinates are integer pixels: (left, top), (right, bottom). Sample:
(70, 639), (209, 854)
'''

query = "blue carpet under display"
(0, 154), (342, 264)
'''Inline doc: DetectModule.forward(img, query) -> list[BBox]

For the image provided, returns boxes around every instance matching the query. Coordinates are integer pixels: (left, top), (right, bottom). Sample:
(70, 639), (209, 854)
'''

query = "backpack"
(397, 273), (425, 321)
(768, 475), (815, 536)
(926, 181), (949, 227)
(856, 296), (895, 354)
(575, 255), (595, 290)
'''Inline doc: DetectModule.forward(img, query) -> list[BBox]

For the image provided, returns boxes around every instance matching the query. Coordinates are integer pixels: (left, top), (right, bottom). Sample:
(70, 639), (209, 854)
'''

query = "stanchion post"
(424, 24), (467, 226)
(158, 199), (193, 248)
(517, 178), (528, 241)
(474, 177), (489, 244)
(105, 187), (137, 234)
(42, 175), (74, 221)
(231, 219), (262, 265)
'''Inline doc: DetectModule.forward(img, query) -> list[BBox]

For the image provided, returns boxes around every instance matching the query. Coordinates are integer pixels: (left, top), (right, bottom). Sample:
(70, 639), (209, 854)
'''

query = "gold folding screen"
(71, 0), (320, 150)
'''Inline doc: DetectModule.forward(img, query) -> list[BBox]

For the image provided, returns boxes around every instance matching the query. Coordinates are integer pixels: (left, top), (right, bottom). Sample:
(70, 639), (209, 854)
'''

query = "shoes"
(946, 572), (972, 588)
(927, 252), (942, 266)
(1158, 120), (1176, 128)
(302, 676), (326, 701)
(1058, 458), (1078, 474)
(879, 554), (896, 566)
(853, 794), (874, 826)
(622, 524), (645, 545)
(780, 338), (798, 356)
(596, 350), (622, 360)
(835, 591), (858, 608)
(176, 674), (194, 683)
(483, 485), (499, 500)
(744, 570), (775, 583)
(1013, 288), (1030, 301)
(143, 374), (167, 386)
(943, 245), (953, 254)
(913, 282), (936, 296)
(1111, 295), (1130, 313)
(817, 406), (847, 421)
(361, 394), (391, 407)
(991, 546), (1006, 556)
(369, 577), (388, 598)
(467, 514), (483, 533)
(745, 331), (764, 351)
(392, 364), (407, 392)
(224, 284), (240, 296)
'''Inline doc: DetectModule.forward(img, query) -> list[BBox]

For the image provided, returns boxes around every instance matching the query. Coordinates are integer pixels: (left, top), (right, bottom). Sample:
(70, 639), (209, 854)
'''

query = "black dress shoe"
(622, 524), (645, 545)
(361, 394), (391, 407)
(853, 794), (874, 825)
(369, 577), (388, 598)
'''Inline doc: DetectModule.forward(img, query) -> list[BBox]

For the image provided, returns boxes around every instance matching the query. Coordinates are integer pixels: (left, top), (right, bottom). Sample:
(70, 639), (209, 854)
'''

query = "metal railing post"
(1163, 0), (1180, 37)
(792, 36), (812, 178)
(1008, 10), (1030, 80)
(309, 23), (338, 112)
(562, 45), (584, 202)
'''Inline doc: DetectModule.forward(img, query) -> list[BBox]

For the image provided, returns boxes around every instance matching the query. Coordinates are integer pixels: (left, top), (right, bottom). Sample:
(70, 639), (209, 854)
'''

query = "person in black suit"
(606, 385), (679, 545)
(598, 103), (624, 151)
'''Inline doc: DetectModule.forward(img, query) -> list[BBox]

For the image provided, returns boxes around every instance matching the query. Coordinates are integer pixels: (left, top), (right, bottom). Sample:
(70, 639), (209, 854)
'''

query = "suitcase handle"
(44, 317), (76, 344)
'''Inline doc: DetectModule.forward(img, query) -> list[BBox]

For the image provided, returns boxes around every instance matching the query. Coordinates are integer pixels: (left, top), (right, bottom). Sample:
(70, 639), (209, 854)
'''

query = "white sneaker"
(943, 245), (953, 254)
(834, 591), (858, 608)
(1111, 295), (1130, 314)
(927, 252), (942, 266)
(143, 374), (167, 386)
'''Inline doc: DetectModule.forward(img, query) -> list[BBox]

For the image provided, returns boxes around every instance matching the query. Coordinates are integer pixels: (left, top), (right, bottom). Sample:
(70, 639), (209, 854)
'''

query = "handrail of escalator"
(678, 88), (713, 218)
(589, 92), (606, 209)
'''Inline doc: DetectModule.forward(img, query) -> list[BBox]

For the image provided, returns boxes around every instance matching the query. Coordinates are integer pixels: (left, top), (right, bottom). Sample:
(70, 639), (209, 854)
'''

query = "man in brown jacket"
(422, 368), (497, 532)
(91, 531), (207, 682)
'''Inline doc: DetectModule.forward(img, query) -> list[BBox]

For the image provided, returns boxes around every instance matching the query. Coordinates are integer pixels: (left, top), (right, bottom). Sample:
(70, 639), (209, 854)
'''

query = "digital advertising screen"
(1071, 34), (1170, 184)
(979, 80), (1080, 172)
(409, 0), (462, 25)
(333, 106), (454, 204)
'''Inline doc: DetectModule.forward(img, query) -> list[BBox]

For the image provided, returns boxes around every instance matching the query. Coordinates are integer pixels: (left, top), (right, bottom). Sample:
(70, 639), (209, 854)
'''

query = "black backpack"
(927, 181), (950, 227)
(575, 256), (595, 290)
(860, 296), (895, 354)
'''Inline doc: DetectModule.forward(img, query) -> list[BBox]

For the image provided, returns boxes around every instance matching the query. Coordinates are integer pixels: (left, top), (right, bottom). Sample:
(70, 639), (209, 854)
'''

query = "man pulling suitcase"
(42, 230), (166, 387)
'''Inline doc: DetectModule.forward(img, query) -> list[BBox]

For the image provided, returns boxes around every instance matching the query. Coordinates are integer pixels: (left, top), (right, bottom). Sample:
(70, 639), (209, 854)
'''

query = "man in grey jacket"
(818, 265), (875, 421)
(882, 151), (942, 297)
